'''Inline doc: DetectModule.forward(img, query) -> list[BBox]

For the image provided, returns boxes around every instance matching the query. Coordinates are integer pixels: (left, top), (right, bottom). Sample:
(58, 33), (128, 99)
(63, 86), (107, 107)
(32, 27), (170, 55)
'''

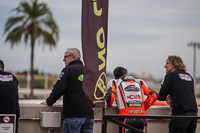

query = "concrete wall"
(18, 103), (200, 133)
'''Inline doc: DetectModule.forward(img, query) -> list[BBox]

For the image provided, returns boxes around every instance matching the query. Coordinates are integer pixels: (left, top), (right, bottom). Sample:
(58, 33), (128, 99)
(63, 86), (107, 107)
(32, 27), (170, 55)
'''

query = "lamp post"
(188, 42), (200, 93)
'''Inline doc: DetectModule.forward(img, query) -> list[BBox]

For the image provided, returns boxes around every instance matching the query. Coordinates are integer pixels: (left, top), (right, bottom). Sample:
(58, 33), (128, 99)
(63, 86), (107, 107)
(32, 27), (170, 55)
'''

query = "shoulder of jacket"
(0, 71), (15, 77)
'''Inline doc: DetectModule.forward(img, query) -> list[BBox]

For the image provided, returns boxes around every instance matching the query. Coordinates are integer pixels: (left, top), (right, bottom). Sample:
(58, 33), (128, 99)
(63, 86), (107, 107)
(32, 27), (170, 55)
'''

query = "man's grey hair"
(67, 48), (81, 60)
(0, 59), (4, 71)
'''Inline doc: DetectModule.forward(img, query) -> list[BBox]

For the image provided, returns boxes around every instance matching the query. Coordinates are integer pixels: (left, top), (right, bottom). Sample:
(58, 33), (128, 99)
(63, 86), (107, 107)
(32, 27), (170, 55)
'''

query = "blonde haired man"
(159, 55), (198, 133)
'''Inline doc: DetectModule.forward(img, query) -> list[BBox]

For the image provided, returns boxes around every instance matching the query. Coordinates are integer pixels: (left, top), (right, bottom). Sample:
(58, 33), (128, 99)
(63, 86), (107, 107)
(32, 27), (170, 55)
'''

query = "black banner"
(81, 0), (109, 107)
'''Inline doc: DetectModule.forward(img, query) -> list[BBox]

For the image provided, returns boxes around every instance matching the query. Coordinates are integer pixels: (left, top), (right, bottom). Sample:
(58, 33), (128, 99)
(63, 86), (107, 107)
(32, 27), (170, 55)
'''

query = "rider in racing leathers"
(106, 66), (158, 133)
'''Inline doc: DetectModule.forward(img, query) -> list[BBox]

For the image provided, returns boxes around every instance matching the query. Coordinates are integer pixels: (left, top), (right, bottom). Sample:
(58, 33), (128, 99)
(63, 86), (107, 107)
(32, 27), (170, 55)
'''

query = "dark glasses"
(64, 55), (72, 58)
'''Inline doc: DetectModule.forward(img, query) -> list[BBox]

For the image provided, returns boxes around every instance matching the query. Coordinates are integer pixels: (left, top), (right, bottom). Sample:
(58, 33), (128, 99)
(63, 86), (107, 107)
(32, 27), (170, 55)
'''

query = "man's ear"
(124, 73), (128, 76)
(72, 55), (76, 60)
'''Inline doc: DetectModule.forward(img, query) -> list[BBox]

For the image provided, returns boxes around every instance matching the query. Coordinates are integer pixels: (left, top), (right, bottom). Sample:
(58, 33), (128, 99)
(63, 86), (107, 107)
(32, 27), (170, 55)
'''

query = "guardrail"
(102, 114), (200, 133)
(19, 118), (41, 121)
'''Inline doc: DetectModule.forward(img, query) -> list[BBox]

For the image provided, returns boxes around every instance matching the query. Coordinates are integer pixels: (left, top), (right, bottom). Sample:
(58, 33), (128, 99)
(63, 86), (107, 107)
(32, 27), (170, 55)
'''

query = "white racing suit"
(106, 76), (158, 133)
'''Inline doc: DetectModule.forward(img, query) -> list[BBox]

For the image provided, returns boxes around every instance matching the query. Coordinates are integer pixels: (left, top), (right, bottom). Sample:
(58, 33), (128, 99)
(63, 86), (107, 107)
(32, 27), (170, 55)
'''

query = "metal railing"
(19, 117), (41, 121)
(102, 114), (200, 133)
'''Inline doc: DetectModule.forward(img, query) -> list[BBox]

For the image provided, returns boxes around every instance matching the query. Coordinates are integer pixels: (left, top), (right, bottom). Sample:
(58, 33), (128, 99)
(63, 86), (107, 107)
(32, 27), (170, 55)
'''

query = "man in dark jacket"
(0, 59), (20, 133)
(45, 48), (94, 133)
(159, 55), (198, 133)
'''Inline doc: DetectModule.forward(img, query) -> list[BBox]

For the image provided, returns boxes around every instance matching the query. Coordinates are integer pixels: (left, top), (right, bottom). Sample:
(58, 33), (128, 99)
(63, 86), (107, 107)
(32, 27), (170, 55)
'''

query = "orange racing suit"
(106, 76), (158, 132)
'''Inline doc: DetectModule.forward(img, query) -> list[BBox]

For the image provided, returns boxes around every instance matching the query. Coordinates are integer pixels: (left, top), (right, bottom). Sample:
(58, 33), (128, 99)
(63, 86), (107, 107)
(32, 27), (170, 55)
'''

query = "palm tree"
(4, 0), (59, 98)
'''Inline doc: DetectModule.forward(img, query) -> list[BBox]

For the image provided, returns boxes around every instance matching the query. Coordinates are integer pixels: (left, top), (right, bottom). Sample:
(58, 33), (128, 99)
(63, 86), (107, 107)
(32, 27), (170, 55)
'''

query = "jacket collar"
(68, 60), (83, 66)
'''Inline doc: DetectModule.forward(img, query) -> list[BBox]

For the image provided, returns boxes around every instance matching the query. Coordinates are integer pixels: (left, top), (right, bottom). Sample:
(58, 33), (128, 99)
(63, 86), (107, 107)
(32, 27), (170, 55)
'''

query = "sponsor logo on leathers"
(124, 85), (139, 91)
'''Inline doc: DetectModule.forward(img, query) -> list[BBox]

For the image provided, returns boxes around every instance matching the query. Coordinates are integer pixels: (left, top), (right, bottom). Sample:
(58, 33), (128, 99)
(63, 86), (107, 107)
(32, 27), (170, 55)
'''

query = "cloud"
(0, 0), (200, 79)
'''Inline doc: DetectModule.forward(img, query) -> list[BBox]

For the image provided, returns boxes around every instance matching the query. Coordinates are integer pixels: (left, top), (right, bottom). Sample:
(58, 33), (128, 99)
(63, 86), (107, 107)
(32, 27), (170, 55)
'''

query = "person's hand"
(166, 95), (172, 106)
(41, 101), (47, 105)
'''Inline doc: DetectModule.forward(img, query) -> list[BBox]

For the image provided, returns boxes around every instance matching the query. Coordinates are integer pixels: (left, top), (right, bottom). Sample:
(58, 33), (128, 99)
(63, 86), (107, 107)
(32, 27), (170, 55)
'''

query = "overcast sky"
(0, 0), (200, 80)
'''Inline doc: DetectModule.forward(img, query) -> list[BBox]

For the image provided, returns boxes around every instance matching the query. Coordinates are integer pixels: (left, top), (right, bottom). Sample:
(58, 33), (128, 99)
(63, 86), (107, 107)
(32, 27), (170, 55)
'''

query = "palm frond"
(4, 0), (59, 48)
(40, 17), (59, 36)
(5, 26), (26, 47)
(4, 16), (25, 33)
(14, 1), (31, 15)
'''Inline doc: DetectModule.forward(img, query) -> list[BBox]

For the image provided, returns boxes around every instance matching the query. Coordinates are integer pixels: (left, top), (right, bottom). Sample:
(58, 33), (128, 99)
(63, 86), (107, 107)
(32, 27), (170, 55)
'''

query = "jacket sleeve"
(46, 68), (69, 106)
(140, 80), (158, 110)
(13, 75), (20, 119)
(158, 75), (170, 101)
(105, 80), (116, 107)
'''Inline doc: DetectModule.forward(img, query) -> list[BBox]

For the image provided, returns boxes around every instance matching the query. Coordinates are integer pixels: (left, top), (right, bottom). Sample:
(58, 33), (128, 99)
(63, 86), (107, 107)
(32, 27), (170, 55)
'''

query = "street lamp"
(188, 42), (200, 93)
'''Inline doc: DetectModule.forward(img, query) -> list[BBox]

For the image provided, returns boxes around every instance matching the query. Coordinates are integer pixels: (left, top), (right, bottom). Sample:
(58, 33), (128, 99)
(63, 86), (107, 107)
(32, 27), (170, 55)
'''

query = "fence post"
(101, 107), (107, 133)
